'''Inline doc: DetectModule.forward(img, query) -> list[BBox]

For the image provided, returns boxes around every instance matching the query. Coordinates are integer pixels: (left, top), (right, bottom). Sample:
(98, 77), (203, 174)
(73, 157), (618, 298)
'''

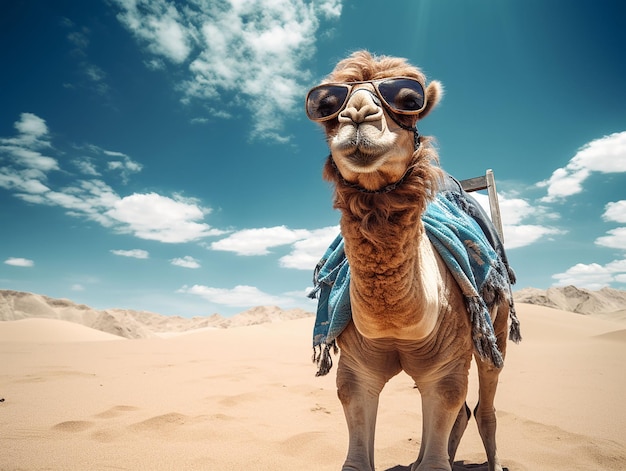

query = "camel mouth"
(331, 124), (394, 171)
(343, 149), (383, 169)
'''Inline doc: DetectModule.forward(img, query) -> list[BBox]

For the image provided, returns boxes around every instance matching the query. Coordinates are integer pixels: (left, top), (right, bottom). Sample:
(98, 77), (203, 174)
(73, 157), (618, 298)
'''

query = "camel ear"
(418, 80), (444, 120)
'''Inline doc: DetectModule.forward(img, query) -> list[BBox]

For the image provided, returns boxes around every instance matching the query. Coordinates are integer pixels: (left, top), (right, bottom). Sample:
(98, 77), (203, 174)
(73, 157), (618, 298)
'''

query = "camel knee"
(337, 379), (353, 406)
(436, 377), (468, 411)
(337, 371), (386, 406)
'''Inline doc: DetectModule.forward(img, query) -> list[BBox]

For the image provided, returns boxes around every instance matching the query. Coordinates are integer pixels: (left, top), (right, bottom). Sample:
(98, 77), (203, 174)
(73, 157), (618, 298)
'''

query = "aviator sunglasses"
(305, 77), (427, 122)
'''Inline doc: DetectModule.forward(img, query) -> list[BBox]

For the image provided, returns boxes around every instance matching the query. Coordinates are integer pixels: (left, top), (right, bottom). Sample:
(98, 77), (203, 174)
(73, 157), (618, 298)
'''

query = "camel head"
(306, 51), (443, 193)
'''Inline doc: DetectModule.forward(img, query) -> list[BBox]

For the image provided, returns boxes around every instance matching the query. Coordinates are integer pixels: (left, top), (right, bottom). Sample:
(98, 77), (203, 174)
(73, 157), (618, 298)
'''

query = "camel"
(306, 51), (520, 471)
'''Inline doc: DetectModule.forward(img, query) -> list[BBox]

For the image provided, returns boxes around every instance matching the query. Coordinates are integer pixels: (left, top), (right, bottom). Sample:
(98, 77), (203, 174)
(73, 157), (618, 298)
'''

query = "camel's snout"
(338, 88), (384, 125)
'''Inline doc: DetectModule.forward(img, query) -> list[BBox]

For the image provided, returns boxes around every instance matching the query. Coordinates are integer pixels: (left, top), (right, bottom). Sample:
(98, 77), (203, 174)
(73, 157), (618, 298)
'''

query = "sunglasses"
(305, 77), (427, 122)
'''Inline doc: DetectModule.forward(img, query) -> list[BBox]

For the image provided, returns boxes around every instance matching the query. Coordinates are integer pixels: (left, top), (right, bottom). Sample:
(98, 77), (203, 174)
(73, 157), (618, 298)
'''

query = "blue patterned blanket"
(309, 190), (520, 376)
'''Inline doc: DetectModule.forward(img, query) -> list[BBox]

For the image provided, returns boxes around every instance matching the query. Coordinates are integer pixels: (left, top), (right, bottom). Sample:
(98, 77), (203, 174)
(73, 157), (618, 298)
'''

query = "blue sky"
(1, 0), (625, 317)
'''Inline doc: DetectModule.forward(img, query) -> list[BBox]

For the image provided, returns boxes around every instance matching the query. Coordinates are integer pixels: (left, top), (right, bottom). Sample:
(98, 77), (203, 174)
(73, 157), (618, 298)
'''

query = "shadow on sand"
(385, 463), (508, 471)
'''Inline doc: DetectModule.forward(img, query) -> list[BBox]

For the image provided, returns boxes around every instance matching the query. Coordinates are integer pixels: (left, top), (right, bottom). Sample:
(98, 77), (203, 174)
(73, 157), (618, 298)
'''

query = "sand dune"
(0, 290), (313, 339)
(1, 303), (625, 470)
(0, 317), (122, 343)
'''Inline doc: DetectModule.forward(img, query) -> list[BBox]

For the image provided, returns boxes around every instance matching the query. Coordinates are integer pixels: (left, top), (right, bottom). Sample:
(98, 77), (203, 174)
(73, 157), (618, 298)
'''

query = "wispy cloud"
(597, 200), (626, 250)
(211, 225), (310, 256)
(595, 228), (626, 250)
(170, 256), (201, 268)
(4, 257), (35, 267)
(279, 226), (339, 269)
(603, 200), (626, 224)
(0, 113), (57, 174)
(61, 18), (111, 96)
(552, 258), (626, 290)
(211, 224), (338, 268)
(111, 0), (342, 141)
(469, 191), (562, 249)
(113, 0), (192, 63)
(106, 193), (224, 243)
(177, 284), (291, 307)
(110, 249), (150, 259)
(538, 131), (626, 202)
(1, 113), (224, 244)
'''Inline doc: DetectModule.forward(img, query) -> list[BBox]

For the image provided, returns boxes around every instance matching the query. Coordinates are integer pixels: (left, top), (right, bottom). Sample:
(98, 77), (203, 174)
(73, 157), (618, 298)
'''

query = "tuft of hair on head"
(327, 50), (427, 84)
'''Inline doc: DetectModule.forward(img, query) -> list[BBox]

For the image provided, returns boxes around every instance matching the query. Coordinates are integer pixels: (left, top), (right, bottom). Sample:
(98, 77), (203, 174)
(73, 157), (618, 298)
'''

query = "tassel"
(313, 340), (338, 376)
(466, 296), (504, 368)
(315, 344), (334, 377)
(508, 303), (522, 343)
(312, 345), (320, 364)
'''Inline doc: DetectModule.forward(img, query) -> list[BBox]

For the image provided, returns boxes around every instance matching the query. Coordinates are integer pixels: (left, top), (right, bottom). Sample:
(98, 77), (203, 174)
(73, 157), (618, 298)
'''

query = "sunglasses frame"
(305, 76), (427, 122)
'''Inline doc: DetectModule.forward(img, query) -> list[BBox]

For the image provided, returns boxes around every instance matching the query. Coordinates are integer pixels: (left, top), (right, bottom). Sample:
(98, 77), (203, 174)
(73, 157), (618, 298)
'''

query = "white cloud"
(503, 224), (563, 249)
(538, 131), (626, 202)
(14, 113), (49, 140)
(111, 0), (342, 140)
(84, 64), (106, 82)
(603, 200), (626, 223)
(73, 159), (101, 176)
(0, 114), (58, 174)
(106, 153), (143, 183)
(4, 257), (34, 267)
(190, 117), (209, 125)
(468, 191), (562, 249)
(71, 284), (85, 291)
(171, 256), (200, 268)
(211, 225), (311, 255)
(113, 0), (192, 63)
(18, 178), (50, 194)
(7, 147), (59, 172)
(552, 258), (626, 290)
(209, 224), (337, 269)
(595, 227), (626, 250)
(279, 225), (338, 269)
(106, 192), (224, 243)
(73, 145), (143, 182)
(178, 284), (290, 307)
(110, 249), (150, 259)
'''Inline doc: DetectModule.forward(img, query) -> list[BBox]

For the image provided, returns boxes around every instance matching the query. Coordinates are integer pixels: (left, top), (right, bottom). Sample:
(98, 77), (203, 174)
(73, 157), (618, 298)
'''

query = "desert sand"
(1, 302), (626, 470)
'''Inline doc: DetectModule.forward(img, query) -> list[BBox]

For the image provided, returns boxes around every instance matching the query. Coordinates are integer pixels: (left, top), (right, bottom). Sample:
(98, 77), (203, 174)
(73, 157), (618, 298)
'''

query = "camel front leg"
(336, 367), (380, 471)
(336, 323), (401, 471)
(412, 374), (469, 471)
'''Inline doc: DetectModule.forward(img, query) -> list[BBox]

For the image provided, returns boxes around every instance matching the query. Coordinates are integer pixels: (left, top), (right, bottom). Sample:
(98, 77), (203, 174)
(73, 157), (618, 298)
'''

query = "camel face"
(328, 83), (416, 189)
(307, 54), (442, 192)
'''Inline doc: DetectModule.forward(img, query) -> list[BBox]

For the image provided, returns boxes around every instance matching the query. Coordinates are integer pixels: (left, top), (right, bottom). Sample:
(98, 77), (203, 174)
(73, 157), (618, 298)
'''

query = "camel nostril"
(339, 104), (382, 124)
(338, 89), (383, 124)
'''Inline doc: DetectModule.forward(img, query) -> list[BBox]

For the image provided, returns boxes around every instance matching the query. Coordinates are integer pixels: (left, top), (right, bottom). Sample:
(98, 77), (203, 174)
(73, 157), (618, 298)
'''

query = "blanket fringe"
(466, 296), (504, 369)
(508, 301), (522, 343)
(313, 341), (338, 377)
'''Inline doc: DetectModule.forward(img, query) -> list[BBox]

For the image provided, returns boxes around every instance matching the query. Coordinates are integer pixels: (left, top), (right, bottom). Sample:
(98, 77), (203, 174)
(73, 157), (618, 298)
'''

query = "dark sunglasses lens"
(378, 78), (425, 113)
(306, 85), (349, 120)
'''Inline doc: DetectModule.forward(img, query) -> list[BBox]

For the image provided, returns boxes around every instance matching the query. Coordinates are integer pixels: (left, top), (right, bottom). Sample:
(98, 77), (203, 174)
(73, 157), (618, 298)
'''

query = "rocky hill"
(513, 285), (626, 321)
(0, 290), (313, 339)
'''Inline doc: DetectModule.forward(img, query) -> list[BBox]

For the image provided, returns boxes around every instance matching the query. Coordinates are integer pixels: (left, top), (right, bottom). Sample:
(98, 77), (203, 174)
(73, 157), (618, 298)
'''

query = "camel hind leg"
(448, 402), (471, 466)
(474, 302), (509, 471)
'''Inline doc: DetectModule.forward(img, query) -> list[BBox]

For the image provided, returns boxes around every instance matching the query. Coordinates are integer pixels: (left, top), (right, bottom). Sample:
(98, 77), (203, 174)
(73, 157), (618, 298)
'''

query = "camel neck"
(339, 204), (441, 340)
